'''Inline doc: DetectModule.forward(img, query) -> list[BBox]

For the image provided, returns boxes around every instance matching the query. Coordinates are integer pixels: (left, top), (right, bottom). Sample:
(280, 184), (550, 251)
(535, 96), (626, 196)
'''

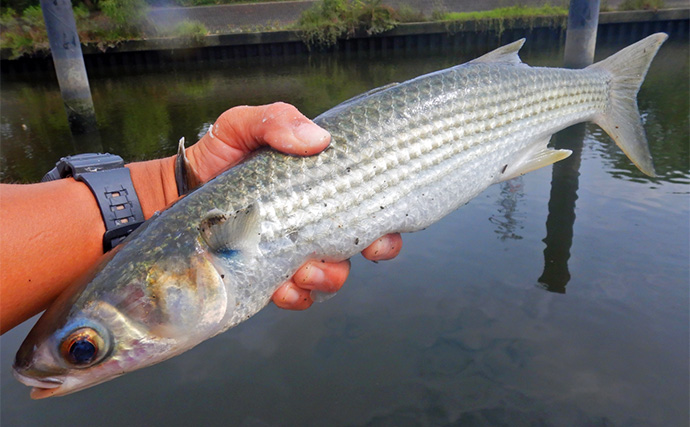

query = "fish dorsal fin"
(328, 82), (400, 111)
(499, 136), (571, 181)
(199, 205), (260, 256)
(175, 137), (202, 196)
(470, 39), (525, 66)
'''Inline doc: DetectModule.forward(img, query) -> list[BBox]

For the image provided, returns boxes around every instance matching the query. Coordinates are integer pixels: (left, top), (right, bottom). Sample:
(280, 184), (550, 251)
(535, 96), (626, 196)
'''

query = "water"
(1, 37), (688, 426)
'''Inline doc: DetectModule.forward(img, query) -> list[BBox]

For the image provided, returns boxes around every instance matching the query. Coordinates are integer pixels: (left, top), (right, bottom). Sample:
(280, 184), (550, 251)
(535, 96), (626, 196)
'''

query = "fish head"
(14, 245), (230, 399)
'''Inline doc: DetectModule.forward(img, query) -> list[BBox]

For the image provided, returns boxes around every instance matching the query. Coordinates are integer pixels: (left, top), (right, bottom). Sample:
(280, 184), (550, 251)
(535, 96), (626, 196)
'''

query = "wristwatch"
(42, 153), (145, 252)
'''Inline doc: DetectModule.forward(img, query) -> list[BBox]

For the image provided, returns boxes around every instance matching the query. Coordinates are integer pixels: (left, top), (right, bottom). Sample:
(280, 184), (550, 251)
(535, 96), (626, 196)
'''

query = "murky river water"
(1, 35), (688, 426)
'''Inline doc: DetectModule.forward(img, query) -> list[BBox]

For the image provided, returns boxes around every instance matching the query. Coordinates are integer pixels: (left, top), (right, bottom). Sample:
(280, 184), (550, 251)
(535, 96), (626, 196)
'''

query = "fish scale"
(13, 34), (668, 398)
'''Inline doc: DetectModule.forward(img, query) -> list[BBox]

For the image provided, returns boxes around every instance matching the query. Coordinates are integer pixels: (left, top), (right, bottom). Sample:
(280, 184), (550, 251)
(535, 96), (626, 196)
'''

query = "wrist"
(126, 156), (179, 219)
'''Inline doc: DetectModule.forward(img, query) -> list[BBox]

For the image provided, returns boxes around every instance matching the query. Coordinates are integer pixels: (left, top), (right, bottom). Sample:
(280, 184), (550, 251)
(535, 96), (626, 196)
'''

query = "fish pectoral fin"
(469, 39), (525, 66)
(500, 137), (571, 181)
(199, 205), (261, 255)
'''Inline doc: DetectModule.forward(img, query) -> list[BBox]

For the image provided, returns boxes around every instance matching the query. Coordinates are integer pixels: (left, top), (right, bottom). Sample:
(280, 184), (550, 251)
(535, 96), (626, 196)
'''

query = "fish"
(13, 33), (667, 398)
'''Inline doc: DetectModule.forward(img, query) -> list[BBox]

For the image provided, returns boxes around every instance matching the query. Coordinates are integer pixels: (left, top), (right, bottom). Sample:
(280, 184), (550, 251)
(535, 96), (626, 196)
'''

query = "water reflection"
(489, 178), (525, 241)
(538, 124), (585, 293)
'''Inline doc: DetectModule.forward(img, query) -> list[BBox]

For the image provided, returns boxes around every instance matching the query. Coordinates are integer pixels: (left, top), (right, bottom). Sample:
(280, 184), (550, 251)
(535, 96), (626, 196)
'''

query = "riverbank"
(93, 8), (690, 53)
(146, 0), (689, 33)
(1, 7), (688, 68)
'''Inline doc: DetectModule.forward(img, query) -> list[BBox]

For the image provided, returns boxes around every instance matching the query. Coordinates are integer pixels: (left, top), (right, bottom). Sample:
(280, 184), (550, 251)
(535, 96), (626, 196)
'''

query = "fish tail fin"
(587, 33), (668, 177)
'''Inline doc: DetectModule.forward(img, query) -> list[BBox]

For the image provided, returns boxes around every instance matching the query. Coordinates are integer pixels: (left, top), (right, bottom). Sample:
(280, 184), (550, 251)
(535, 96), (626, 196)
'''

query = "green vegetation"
(100, 0), (149, 30)
(395, 4), (425, 23)
(0, 4), (149, 58)
(1, 6), (49, 57)
(618, 0), (665, 11)
(433, 5), (568, 22)
(296, 0), (396, 49)
(432, 4), (568, 38)
(168, 19), (209, 43)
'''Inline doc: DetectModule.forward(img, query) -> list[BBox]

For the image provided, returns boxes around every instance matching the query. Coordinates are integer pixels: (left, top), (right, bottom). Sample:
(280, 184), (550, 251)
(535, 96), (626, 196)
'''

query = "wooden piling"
(40, 0), (98, 136)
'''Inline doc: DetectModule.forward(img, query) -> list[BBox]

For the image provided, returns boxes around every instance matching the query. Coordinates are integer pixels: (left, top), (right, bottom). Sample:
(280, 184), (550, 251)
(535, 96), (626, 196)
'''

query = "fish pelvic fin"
(588, 32), (668, 177)
(500, 136), (571, 181)
(470, 39), (525, 66)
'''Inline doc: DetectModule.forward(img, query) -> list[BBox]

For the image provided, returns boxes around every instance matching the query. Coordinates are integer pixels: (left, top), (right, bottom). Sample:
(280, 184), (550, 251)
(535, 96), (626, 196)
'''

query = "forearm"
(0, 157), (178, 334)
(126, 156), (178, 218)
(0, 179), (105, 333)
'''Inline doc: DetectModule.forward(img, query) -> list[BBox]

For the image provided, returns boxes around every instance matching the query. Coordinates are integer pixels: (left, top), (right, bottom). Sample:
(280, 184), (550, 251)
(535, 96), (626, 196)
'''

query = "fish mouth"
(29, 386), (63, 399)
(13, 369), (64, 399)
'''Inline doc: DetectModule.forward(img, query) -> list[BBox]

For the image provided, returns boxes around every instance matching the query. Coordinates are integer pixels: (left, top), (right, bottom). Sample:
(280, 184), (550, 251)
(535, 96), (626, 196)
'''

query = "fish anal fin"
(470, 39), (525, 66)
(500, 137), (571, 181)
(199, 205), (260, 256)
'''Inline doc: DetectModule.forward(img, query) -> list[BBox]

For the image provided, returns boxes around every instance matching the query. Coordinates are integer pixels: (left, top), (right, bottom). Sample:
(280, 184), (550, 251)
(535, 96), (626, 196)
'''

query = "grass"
(434, 5), (569, 22)
(431, 4), (568, 38)
(168, 19), (209, 43)
(295, 0), (397, 49)
(0, 3), (149, 58)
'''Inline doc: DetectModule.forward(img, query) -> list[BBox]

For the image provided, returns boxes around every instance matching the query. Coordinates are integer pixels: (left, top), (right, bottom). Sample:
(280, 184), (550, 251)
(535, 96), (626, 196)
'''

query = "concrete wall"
(2, 8), (687, 74)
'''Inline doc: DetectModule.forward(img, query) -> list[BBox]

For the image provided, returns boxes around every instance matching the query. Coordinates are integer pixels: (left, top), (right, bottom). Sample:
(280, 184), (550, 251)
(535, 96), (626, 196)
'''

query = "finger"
(292, 259), (350, 293)
(272, 281), (313, 310)
(257, 103), (331, 155)
(190, 103), (331, 182)
(361, 233), (403, 261)
(215, 102), (330, 155)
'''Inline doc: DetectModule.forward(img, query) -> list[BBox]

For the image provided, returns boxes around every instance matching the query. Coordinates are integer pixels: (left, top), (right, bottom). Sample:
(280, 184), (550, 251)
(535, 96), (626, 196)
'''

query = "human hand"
(185, 103), (403, 310)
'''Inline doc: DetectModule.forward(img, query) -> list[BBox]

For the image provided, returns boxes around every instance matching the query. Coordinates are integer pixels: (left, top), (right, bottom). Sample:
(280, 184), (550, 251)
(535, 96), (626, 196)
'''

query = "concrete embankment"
(1, 8), (688, 74)
(84, 9), (690, 56)
(145, 0), (690, 33)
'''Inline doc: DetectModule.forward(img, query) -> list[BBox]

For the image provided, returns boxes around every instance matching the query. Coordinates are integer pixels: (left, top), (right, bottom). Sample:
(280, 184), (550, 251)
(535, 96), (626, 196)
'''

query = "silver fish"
(14, 33), (667, 398)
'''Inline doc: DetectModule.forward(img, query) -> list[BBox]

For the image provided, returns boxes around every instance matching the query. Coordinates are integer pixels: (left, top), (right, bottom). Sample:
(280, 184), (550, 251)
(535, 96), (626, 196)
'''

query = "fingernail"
(283, 286), (301, 305)
(304, 264), (326, 285)
(372, 238), (389, 258)
(294, 122), (330, 146)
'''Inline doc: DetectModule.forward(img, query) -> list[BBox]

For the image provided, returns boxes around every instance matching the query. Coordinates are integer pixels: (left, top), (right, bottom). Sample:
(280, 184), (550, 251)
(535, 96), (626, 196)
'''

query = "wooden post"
(563, 0), (601, 69)
(40, 0), (98, 136)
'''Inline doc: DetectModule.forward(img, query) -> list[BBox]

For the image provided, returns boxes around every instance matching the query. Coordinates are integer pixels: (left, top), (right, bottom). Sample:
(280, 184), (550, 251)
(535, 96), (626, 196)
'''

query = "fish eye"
(60, 328), (106, 368)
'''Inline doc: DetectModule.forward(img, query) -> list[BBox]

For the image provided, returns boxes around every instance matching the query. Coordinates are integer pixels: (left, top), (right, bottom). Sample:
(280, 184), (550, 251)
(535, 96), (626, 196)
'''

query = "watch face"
(66, 153), (125, 176)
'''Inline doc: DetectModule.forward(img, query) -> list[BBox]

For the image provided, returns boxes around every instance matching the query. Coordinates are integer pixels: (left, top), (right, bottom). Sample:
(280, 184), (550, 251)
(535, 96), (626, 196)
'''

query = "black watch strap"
(42, 153), (145, 252)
